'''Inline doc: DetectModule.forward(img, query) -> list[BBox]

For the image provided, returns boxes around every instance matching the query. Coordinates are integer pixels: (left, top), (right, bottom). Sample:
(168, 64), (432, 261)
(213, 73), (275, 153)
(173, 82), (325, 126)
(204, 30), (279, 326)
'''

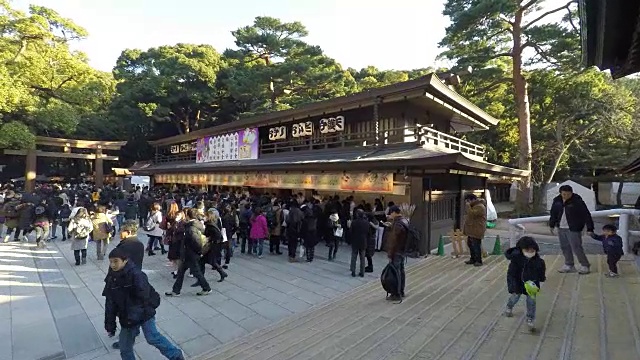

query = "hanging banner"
(195, 128), (258, 163)
(154, 171), (394, 193)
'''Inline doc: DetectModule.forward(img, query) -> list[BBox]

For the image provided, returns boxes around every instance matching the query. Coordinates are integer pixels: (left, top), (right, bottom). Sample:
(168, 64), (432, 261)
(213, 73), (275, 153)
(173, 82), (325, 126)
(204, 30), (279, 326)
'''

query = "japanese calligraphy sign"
(319, 115), (345, 134)
(268, 126), (287, 141)
(170, 141), (196, 154)
(292, 121), (313, 138)
(195, 128), (258, 163)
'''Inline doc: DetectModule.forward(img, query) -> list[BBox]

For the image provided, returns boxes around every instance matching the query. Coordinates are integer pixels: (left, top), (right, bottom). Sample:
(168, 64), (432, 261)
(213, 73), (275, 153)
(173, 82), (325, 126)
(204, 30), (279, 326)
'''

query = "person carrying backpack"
(385, 206), (408, 301)
(103, 247), (185, 360)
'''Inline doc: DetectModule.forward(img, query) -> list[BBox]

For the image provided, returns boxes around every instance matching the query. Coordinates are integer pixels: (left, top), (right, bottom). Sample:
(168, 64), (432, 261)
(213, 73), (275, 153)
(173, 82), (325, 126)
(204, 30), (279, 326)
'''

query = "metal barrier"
(507, 208), (640, 256)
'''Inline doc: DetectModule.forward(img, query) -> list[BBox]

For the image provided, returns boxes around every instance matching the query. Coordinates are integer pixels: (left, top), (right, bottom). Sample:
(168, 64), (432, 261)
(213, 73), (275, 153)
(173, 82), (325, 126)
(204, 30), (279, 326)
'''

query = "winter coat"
(387, 217), (408, 257)
(2, 200), (21, 228)
(590, 233), (624, 256)
(143, 211), (164, 238)
(271, 208), (283, 237)
(549, 193), (594, 232)
(203, 220), (223, 266)
(250, 214), (269, 240)
(17, 203), (35, 230)
(59, 207), (72, 223)
(69, 217), (93, 251)
(165, 219), (185, 261)
(123, 201), (138, 220)
(505, 247), (546, 295)
(463, 199), (486, 240)
(182, 220), (205, 260)
(365, 213), (377, 257)
(350, 217), (370, 251)
(103, 261), (157, 332)
(91, 213), (113, 241)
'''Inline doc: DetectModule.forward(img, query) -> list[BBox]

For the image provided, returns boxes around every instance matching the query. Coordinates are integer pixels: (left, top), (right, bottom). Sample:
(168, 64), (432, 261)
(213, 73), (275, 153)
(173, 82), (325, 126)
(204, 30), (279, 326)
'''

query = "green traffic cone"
(437, 235), (445, 256)
(491, 235), (502, 255)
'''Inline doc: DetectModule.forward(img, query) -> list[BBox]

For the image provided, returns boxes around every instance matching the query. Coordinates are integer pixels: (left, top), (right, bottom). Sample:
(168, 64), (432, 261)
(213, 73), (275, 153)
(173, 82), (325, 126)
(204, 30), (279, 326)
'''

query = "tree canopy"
(3, 1), (640, 190)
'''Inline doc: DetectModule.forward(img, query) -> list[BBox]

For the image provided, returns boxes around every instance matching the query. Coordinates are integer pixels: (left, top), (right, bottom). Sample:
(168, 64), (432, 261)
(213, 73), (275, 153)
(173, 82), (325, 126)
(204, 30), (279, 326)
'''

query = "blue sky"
(11, 0), (450, 72)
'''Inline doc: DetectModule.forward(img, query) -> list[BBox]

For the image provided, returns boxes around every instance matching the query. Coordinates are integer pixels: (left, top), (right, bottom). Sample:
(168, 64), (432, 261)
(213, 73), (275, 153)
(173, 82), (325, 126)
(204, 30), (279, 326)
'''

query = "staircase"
(194, 254), (640, 360)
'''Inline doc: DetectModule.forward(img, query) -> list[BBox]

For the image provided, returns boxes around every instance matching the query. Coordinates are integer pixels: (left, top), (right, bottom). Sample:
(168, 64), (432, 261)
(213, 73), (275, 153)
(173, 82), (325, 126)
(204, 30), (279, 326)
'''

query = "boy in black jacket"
(504, 236), (546, 331)
(591, 224), (624, 277)
(103, 248), (184, 360)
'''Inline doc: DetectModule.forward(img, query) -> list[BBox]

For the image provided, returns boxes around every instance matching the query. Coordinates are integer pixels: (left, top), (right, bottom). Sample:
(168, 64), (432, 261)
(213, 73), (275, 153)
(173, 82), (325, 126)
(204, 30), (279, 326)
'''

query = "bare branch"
(498, 14), (514, 26)
(565, 7), (579, 33)
(520, 0), (539, 11)
(523, 1), (573, 30)
(531, 43), (561, 67)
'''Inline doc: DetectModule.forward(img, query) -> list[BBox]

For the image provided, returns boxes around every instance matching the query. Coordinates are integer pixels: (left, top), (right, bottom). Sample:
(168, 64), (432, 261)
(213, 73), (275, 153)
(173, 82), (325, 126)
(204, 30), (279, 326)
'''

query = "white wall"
(598, 182), (640, 205)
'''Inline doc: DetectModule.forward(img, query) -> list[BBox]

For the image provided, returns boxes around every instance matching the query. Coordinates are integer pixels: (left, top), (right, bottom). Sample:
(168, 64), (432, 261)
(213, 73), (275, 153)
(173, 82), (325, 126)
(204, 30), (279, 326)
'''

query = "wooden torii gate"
(4, 136), (126, 192)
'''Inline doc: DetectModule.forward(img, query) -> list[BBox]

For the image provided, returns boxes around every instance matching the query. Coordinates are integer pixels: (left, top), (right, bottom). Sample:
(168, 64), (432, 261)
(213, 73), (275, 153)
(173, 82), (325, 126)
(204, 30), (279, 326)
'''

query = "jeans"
(328, 236), (339, 259)
(391, 254), (406, 296)
(607, 252), (623, 274)
(506, 293), (536, 320)
(223, 240), (232, 264)
(350, 248), (365, 274)
(50, 221), (57, 238)
(172, 255), (210, 293)
(251, 238), (265, 256)
(116, 214), (124, 229)
(557, 229), (590, 267)
(61, 222), (69, 240)
(147, 236), (165, 253)
(118, 316), (183, 360)
(467, 237), (483, 264)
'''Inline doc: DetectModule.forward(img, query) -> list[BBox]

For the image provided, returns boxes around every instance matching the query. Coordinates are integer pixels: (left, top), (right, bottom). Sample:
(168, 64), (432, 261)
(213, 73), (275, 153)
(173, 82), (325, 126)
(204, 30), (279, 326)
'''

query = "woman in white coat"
(143, 202), (165, 256)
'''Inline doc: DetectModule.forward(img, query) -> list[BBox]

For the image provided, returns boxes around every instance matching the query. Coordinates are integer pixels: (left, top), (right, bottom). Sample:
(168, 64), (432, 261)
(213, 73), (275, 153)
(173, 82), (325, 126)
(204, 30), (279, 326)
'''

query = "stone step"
(195, 255), (503, 360)
(195, 256), (450, 359)
(194, 254), (640, 360)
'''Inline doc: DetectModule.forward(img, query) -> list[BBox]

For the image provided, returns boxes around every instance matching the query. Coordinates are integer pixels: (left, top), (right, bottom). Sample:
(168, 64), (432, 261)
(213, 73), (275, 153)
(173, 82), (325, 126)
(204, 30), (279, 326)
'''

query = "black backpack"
(148, 284), (161, 309)
(380, 262), (403, 303)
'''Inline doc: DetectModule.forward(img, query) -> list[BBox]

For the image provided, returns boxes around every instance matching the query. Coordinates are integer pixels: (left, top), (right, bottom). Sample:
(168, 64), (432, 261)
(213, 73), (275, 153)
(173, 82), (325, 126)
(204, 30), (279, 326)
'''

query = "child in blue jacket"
(591, 224), (624, 277)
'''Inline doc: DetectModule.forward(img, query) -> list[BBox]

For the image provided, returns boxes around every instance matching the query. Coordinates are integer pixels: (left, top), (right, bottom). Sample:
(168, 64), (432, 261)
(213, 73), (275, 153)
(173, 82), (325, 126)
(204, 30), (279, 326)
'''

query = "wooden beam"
(4, 149), (118, 161)
(35, 136), (126, 150)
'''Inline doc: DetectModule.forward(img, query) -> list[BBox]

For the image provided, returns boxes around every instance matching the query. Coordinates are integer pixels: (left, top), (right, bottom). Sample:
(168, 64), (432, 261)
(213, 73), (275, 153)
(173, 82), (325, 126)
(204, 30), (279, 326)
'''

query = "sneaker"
(526, 318), (536, 332)
(187, 273), (194, 278)
(578, 266), (590, 275)
(605, 271), (620, 278)
(386, 294), (402, 301)
(464, 260), (474, 265)
(112, 341), (120, 349)
(558, 265), (576, 273)
(258, 255), (263, 259)
(504, 308), (513, 317)
(197, 289), (212, 296)
(165, 291), (180, 297)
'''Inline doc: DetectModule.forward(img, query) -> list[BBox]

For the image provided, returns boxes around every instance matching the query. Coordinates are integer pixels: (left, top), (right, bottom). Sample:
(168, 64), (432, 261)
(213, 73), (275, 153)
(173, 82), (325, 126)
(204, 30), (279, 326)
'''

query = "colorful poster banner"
(195, 128), (258, 163)
(155, 172), (394, 193)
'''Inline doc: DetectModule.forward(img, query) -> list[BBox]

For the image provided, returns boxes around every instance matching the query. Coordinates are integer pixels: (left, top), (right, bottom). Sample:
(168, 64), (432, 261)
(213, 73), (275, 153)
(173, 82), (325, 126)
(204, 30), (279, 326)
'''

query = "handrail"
(507, 208), (640, 256)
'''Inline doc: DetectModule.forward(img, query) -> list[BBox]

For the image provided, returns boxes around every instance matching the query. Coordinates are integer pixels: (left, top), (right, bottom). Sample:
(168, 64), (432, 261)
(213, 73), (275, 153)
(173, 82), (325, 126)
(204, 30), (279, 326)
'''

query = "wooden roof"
(580, 0), (640, 78)
(149, 74), (500, 146)
(133, 144), (528, 178)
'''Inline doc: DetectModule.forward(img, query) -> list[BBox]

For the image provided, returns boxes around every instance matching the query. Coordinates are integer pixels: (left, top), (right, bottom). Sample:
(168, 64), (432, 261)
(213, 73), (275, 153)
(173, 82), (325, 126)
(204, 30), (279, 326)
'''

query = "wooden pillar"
(95, 147), (104, 188)
(25, 149), (37, 193)
(409, 176), (428, 255)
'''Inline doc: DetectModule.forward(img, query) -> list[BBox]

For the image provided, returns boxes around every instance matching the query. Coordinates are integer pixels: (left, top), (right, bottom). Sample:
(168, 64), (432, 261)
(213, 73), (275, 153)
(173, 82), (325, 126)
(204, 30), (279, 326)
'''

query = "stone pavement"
(195, 253), (640, 360)
(0, 233), (410, 360)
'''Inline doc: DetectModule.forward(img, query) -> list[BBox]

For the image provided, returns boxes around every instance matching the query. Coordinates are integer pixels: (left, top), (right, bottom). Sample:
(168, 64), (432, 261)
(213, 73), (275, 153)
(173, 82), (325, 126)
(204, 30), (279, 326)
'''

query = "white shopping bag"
(299, 244), (305, 259)
(221, 228), (228, 242)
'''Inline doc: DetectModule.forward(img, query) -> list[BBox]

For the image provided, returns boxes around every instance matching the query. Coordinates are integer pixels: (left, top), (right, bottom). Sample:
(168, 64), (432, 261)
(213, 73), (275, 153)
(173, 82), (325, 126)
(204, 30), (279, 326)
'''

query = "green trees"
(0, 1), (115, 148)
(439, 0), (581, 208)
(111, 44), (223, 135)
(219, 16), (356, 115)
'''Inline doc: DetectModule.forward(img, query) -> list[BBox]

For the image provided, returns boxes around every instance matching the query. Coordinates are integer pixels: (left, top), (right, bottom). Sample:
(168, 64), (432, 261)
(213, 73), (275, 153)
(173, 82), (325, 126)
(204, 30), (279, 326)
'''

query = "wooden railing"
(418, 127), (485, 158)
(260, 126), (485, 159)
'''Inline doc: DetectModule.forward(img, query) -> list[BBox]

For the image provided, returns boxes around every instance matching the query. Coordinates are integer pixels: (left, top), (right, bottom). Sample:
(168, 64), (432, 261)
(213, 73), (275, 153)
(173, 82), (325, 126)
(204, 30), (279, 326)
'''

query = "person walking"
(33, 202), (50, 248)
(92, 205), (114, 261)
(103, 248), (185, 360)
(143, 203), (166, 256)
(549, 185), (594, 274)
(349, 209), (369, 277)
(327, 211), (342, 261)
(68, 208), (93, 265)
(463, 194), (487, 267)
(165, 208), (211, 297)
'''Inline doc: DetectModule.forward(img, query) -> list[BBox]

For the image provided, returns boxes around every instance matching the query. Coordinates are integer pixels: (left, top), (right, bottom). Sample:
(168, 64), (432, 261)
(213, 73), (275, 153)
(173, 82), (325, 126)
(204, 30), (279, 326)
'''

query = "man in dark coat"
(349, 209), (369, 277)
(549, 185), (594, 274)
(116, 220), (145, 271)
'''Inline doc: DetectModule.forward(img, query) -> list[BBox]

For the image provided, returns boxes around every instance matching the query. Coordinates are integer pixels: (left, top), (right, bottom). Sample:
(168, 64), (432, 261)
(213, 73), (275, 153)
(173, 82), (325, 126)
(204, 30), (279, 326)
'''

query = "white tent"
(546, 180), (596, 212)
